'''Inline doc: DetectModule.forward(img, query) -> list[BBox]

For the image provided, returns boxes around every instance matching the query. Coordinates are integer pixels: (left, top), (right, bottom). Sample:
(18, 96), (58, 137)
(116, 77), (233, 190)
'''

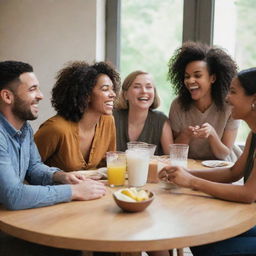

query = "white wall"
(0, 0), (106, 130)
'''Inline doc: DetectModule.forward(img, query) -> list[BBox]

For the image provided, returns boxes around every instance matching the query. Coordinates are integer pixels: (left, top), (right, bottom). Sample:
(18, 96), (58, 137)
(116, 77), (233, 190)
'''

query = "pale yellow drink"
(107, 165), (126, 186)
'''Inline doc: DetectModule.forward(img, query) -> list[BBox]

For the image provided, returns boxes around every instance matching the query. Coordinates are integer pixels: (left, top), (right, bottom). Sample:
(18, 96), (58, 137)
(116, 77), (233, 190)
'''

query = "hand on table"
(53, 171), (88, 184)
(53, 170), (104, 185)
(158, 165), (194, 188)
(71, 179), (107, 201)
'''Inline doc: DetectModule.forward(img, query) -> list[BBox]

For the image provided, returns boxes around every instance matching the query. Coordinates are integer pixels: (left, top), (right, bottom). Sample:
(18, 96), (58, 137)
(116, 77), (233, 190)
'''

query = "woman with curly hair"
(168, 41), (241, 161)
(34, 61), (120, 171)
(114, 70), (173, 155)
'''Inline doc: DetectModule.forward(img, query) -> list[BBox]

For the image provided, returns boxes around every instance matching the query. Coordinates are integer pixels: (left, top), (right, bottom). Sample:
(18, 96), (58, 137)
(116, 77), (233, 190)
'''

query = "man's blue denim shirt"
(0, 113), (71, 210)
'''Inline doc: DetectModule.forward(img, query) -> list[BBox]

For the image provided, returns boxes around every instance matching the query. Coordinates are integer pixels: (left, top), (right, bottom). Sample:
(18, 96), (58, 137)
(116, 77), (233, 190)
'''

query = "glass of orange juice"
(106, 151), (126, 187)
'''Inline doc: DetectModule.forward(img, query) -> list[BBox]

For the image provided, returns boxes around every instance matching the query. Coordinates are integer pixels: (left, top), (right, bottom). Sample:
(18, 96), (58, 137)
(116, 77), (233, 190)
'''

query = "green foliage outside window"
(234, 0), (256, 142)
(120, 0), (183, 114)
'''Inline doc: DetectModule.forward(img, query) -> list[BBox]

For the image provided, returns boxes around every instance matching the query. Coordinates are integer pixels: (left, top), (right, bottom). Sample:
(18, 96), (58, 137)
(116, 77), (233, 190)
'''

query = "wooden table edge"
(1, 212), (256, 252)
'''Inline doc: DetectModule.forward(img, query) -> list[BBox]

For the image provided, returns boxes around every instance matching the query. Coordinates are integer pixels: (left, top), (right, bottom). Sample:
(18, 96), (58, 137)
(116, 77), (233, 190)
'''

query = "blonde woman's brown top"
(34, 115), (116, 171)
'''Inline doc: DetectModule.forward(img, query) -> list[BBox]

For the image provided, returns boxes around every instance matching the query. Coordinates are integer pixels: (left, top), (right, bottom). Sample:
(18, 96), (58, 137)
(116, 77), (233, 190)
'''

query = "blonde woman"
(114, 70), (173, 155)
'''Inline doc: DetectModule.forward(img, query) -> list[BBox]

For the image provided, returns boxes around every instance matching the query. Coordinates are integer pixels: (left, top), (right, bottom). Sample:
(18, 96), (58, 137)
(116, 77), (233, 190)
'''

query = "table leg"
(177, 248), (184, 256)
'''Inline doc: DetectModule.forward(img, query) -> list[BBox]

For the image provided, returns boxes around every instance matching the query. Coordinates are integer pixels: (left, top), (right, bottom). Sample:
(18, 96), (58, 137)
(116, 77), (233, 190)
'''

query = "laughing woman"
(159, 68), (256, 256)
(168, 41), (241, 161)
(113, 70), (173, 156)
(34, 61), (120, 171)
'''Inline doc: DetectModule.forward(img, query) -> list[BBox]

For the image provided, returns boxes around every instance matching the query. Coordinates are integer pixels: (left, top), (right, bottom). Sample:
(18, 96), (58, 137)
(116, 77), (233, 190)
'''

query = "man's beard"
(12, 94), (38, 121)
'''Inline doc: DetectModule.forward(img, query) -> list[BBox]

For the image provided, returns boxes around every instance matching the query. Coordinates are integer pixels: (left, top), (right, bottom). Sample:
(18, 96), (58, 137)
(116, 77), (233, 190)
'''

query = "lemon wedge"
(119, 188), (149, 202)
(121, 188), (137, 201)
(136, 190), (149, 201)
(114, 191), (136, 202)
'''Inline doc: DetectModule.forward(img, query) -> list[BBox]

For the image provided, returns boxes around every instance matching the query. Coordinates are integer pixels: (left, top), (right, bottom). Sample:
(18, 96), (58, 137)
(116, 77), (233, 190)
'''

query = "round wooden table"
(0, 160), (256, 254)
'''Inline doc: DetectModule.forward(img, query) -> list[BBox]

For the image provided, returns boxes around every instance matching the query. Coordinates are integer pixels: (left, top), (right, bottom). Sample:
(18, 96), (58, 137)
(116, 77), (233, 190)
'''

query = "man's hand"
(53, 171), (87, 184)
(71, 179), (107, 201)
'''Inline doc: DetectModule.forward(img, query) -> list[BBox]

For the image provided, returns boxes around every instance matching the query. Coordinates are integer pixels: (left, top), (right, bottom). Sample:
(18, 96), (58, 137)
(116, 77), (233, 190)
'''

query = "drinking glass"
(147, 143), (157, 156)
(147, 156), (159, 183)
(169, 144), (189, 168)
(126, 148), (150, 187)
(127, 142), (157, 183)
(127, 141), (147, 149)
(127, 142), (156, 155)
(106, 151), (126, 187)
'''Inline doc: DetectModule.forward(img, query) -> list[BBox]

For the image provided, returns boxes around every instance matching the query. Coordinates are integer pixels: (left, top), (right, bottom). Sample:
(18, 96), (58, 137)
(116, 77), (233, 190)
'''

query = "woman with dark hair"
(159, 67), (256, 255)
(168, 41), (241, 161)
(114, 70), (173, 155)
(34, 61), (120, 171)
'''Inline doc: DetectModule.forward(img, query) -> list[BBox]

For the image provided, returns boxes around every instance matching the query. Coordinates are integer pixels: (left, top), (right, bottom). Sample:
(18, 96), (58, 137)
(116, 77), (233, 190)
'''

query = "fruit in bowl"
(113, 188), (154, 212)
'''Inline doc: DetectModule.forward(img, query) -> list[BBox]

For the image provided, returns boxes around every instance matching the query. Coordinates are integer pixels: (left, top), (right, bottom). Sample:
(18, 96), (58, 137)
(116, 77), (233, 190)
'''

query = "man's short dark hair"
(0, 61), (33, 90)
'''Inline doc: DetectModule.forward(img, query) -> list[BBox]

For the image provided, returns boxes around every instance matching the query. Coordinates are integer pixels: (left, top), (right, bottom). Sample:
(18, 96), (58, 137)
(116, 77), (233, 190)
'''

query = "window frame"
(105, 0), (215, 69)
(106, 0), (121, 69)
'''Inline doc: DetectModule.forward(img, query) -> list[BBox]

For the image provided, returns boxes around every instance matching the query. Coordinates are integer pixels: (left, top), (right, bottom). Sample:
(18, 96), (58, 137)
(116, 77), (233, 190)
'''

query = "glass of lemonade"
(169, 144), (189, 168)
(106, 151), (126, 187)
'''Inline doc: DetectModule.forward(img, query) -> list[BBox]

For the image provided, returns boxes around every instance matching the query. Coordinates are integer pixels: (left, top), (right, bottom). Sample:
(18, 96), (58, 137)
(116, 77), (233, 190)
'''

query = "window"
(214, 0), (255, 142)
(120, 0), (184, 114)
(115, 0), (252, 143)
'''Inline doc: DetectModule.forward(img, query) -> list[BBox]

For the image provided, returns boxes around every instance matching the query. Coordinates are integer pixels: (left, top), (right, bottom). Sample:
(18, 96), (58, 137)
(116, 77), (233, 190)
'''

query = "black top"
(113, 109), (168, 155)
(244, 133), (256, 182)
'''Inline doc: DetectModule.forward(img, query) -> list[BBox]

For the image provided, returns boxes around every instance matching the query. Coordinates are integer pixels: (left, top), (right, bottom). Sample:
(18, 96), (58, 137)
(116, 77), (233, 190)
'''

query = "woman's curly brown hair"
(168, 41), (238, 111)
(51, 61), (120, 122)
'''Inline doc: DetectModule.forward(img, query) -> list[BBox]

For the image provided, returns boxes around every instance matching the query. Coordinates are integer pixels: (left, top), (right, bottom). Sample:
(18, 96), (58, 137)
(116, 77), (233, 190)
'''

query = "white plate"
(201, 160), (233, 168)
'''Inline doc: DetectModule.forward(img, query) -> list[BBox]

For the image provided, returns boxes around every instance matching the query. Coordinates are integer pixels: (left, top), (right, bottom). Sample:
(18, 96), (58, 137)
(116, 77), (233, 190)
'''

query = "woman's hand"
(194, 123), (215, 139)
(158, 166), (195, 188)
(185, 125), (199, 138)
(176, 125), (200, 143)
(182, 123), (216, 139)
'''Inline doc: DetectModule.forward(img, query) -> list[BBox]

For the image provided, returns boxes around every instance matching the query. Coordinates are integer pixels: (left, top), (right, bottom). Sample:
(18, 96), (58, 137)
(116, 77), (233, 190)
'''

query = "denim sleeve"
(0, 132), (72, 210)
(25, 130), (60, 185)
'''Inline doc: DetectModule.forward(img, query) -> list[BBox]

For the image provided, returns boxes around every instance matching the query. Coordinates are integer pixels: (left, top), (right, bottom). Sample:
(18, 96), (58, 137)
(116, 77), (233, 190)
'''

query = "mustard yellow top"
(34, 115), (116, 171)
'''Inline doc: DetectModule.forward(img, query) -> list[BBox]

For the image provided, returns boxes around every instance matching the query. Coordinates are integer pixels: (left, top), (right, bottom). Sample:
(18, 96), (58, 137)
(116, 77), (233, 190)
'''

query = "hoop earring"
(252, 103), (256, 111)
